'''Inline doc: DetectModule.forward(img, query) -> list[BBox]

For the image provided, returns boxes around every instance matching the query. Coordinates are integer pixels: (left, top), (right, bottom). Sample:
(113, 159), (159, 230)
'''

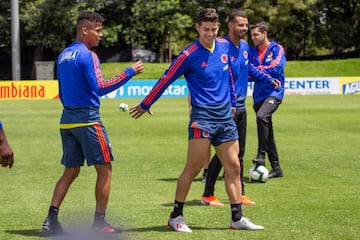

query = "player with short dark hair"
(249, 21), (285, 178)
(130, 8), (264, 233)
(42, 11), (144, 235)
(201, 11), (279, 207)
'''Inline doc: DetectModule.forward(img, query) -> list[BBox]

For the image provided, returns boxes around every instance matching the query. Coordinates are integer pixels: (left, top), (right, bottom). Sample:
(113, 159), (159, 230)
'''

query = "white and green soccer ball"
(119, 103), (129, 112)
(248, 164), (269, 183)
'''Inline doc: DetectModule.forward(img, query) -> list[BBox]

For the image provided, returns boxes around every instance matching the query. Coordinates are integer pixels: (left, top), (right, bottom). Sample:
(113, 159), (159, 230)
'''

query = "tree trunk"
(31, 45), (43, 79)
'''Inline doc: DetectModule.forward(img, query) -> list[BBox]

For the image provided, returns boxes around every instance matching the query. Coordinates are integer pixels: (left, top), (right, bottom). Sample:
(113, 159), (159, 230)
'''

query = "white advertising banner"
(247, 77), (340, 96)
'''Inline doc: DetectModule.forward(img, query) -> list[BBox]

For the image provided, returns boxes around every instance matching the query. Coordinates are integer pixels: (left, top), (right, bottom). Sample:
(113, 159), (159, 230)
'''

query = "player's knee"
(256, 114), (269, 124)
(62, 167), (80, 182)
(225, 160), (240, 177)
(71, 169), (81, 179)
(184, 163), (202, 178)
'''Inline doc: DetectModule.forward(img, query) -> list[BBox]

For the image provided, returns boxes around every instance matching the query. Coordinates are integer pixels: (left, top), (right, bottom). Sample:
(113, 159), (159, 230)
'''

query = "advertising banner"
(101, 80), (188, 99)
(340, 77), (360, 95)
(284, 77), (339, 95)
(1, 77), (359, 100)
(0, 80), (58, 100)
(102, 77), (341, 98)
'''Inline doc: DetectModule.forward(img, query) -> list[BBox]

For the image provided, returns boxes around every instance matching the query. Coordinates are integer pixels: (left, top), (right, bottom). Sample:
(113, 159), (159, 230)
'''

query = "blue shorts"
(60, 122), (114, 167)
(188, 120), (238, 146)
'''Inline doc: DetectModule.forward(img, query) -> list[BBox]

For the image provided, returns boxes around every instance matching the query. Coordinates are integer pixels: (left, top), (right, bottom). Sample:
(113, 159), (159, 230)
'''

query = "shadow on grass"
(122, 225), (169, 233)
(157, 177), (177, 182)
(5, 224), (227, 237)
(123, 224), (225, 233)
(5, 229), (46, 238)
(5, 229), (123, 239)
(158, 176), (224, 182)
(161, 199), (207, 207)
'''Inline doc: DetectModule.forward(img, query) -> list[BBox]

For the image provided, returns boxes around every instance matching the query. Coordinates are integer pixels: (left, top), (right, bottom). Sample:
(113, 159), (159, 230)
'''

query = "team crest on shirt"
(243, 51), (248, 59)
(265, 52), (273, 62)
(220, 54), (228, 63)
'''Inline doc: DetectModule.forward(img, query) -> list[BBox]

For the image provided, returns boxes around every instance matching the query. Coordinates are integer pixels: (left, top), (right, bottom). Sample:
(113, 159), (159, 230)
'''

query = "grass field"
(0, 95), (359, 240)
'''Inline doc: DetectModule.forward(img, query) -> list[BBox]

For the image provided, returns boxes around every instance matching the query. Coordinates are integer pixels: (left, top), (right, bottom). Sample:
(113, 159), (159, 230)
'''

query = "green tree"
(125, 0), (247, 62)
(20, 0), (116, 77)
(125, 0), (193, 62)
(270, 0), (318, 58)
(0, 1), (11, 50)
(244, 0), (318, 59)
(3, 0), (360, 72)
(21, 0), (117, 57)
(96, 0), (134, 47)
(313, 0), (360, 55)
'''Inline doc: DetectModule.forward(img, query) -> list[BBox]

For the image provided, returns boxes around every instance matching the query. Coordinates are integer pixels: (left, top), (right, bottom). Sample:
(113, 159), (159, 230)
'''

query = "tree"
(21, 0), (119, 56)
(313, 0), (360, 56)
(20, 0), (118, 78)
(271, 0), (318, 58)
(243, 0), (318, 59)
(0, 1), (11, 51)
(1, 0), (360, 78)
(125, 0), (193, 62)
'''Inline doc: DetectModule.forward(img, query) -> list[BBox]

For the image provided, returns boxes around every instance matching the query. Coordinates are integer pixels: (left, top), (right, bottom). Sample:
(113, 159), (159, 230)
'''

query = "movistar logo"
(342, 80), (360, 94)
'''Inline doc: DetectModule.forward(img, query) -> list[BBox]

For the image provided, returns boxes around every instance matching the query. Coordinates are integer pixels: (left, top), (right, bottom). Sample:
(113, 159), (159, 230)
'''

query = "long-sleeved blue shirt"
(57, 42), (135, 124)
(225, 37), (275, 109)
(141, 38), (236, 123)
(249, 40), (286, 103)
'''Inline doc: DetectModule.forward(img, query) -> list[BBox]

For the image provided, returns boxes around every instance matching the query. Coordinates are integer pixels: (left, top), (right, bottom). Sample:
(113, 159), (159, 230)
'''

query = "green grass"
(100, 58), (360, 79)
(0, 95), (359, 239)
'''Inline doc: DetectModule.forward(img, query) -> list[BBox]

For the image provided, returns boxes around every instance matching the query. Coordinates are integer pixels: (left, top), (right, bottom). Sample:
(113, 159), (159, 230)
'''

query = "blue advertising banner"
(101, 80), (188, 99)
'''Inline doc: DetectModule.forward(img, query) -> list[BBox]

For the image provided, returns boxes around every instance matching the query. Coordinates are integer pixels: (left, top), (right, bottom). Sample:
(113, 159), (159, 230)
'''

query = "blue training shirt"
(57, 42), (135, 124)
(225, 37), (275, 109)
(249, 40), (286, 103)
(141, 38), (236, 123)
(225, 36), (248, 110)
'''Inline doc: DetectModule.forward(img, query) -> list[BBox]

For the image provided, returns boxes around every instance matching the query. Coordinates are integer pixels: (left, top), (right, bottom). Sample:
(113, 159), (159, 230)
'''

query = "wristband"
(0, 121), (2, 129)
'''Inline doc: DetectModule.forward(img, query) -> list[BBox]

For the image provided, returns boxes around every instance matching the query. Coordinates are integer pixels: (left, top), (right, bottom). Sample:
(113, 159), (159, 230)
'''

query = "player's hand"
(231, 107), (236, 117)
(0, 143), (14, 168)
(271, 79), (281, 88)
(131, 61), (144, 75)
(129, 104), (152, 119)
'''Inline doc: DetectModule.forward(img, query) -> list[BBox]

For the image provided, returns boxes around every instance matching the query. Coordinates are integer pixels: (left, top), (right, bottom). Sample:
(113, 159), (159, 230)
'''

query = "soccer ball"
(248, 164), (269, 183)
(119, 103), (129, 112)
